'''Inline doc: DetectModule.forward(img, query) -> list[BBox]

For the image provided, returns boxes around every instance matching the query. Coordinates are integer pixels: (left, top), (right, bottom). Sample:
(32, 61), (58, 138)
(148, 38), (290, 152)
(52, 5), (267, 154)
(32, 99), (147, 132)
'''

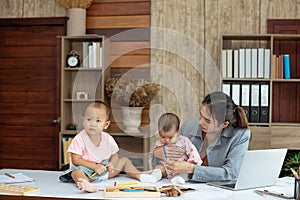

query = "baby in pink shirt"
(59, 101), (162, 192)
(149, 113), (202, 182)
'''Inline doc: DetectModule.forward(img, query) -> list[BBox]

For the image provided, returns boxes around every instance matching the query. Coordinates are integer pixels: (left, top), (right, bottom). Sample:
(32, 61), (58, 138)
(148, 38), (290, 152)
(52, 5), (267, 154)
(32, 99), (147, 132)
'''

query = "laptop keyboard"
(222, 183), (236, 188)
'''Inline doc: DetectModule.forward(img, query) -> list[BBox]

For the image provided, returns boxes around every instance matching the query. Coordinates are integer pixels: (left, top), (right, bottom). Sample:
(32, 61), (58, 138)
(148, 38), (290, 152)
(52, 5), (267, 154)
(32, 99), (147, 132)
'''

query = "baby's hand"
(94, 164), (107, 174)
(107, 162), (114, 173)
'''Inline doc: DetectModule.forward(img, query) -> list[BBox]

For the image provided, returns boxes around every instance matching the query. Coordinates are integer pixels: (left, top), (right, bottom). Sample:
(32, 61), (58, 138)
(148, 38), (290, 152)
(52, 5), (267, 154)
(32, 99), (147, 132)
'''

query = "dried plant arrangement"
(56, 0), (94, 9)
(105, 74), (160, 107)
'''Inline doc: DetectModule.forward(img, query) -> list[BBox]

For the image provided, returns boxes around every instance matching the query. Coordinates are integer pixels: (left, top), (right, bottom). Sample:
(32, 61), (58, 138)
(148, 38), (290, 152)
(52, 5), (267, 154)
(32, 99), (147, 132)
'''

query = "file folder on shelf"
(251, 49), (258, 78)
(250, 84), (260, 123)
(233, 50), (239, 78)
(238, 49), (245, 78)
(222, 50), (227, 78)
(245, 49), (251, 78)
(231, 84), (240, 106)
(241, 84), (250, 121)
(257, 48), (264, 78)
(227, 49), (233, 78)
(260, 84), (269, 123)
(264, 49), (271, 78)
(222, 83), (231, 97)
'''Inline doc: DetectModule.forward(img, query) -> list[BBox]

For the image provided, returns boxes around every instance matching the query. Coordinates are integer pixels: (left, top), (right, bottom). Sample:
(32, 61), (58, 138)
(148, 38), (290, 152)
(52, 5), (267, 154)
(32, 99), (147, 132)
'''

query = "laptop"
(207, 148), (287, 190)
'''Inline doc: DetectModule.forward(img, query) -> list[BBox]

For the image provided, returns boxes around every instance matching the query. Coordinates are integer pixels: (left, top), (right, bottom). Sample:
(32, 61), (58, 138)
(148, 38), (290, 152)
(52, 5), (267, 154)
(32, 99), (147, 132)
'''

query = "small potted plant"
(105, 73), (160, 134)
(281, 150), (300, 177)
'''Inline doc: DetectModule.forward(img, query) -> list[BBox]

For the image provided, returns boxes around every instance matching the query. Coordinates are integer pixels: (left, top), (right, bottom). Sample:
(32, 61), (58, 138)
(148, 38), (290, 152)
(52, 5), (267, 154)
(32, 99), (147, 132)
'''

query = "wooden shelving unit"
(221, 34), (300, 150)
(59, 35), (149, 170)
(59, 35), (110, 169)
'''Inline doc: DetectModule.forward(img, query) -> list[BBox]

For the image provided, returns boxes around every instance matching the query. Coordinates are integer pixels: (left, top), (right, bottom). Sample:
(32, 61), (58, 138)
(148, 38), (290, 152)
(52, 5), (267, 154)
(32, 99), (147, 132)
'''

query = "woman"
(152, 91), (251, 182)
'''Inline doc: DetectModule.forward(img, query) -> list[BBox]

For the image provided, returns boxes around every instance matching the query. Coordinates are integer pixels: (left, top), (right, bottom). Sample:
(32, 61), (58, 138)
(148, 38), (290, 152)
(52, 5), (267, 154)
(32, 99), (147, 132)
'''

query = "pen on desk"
(291, 168), (300, 179)
(163, 145), (167, 160)
(254, 190), (291, 199)
(4, 173), (15, 179)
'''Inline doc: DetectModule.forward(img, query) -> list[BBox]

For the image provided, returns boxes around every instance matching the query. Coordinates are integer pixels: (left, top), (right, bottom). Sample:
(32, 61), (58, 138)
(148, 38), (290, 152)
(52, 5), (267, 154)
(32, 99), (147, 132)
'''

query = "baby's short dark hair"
(158, 113), (180, 132)
(84, 100), (111, 120)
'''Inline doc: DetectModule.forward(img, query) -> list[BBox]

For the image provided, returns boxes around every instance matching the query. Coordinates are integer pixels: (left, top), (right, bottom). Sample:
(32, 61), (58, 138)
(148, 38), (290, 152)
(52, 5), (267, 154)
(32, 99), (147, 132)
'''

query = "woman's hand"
(165, 160), (195, 174)
(153, 146), (185, 161)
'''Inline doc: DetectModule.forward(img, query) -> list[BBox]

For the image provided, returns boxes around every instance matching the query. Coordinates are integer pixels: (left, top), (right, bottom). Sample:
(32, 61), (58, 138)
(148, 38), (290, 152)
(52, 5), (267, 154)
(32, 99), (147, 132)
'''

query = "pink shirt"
(150, 135), (202, 165)
(68, 130), (119, 167)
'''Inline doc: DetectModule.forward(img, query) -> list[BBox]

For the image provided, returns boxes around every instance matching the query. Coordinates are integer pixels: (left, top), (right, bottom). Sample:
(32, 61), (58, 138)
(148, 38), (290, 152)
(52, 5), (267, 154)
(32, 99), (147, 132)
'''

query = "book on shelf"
(271, 54), (277, 79)
(62, 136), (74, 164)
(81, 41), (103, 69)
(283, 54), (291, 79)
(271, 54), (291, 79)
(82, 42), (88, 68)
(278, 55), (284, 79)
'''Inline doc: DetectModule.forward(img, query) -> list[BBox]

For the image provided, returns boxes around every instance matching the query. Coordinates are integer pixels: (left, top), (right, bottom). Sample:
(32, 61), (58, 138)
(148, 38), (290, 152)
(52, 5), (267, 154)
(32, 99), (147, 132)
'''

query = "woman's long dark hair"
(202, 91), (248, 128)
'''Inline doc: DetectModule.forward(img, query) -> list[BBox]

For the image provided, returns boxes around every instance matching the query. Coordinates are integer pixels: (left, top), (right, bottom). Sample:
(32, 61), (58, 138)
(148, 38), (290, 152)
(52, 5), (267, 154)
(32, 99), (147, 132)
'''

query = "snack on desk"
(160, 185), (184, 197)
(0, 183), (40, 195)
(160, 185), (195, 197)
(104, 185), (160, 198)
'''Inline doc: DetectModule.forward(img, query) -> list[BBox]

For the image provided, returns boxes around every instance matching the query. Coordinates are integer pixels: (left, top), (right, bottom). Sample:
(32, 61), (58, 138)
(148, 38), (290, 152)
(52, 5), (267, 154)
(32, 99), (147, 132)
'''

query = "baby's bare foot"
(76, 178), (97, 193)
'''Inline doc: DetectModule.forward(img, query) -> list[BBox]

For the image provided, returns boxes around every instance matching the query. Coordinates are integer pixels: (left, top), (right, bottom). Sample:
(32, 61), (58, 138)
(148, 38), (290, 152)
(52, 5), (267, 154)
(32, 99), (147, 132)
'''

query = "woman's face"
(199, 104), (224, 135)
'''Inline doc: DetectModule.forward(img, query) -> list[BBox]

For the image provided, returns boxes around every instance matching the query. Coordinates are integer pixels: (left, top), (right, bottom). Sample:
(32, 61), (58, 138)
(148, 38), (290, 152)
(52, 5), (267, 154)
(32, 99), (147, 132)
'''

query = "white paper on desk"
(260, 177), (295, 198)
(0, 173), (35, 183)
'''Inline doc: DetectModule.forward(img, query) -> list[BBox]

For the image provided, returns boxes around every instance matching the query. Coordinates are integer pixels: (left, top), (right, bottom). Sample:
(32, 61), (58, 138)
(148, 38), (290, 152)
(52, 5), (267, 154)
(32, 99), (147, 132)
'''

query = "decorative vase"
(121, 107), (143, 134)
(67, 8), (86, 36)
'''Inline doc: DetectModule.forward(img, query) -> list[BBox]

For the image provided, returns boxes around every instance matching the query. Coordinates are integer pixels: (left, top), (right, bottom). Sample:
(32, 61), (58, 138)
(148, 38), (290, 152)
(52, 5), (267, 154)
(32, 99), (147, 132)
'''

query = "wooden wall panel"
(110, 55), (150, 68)
(87, 15), (150, 29)
(86, 1), (151, 140)
(87, 1), (150, 16)
(86, 1), (150, 76)
(151, 0), (205, 118)
(0, 0), (65, 18)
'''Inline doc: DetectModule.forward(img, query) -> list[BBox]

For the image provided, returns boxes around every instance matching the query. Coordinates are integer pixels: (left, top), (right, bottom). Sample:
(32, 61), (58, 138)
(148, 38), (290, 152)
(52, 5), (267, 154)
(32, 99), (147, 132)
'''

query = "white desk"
(0, 169), (296, 200)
